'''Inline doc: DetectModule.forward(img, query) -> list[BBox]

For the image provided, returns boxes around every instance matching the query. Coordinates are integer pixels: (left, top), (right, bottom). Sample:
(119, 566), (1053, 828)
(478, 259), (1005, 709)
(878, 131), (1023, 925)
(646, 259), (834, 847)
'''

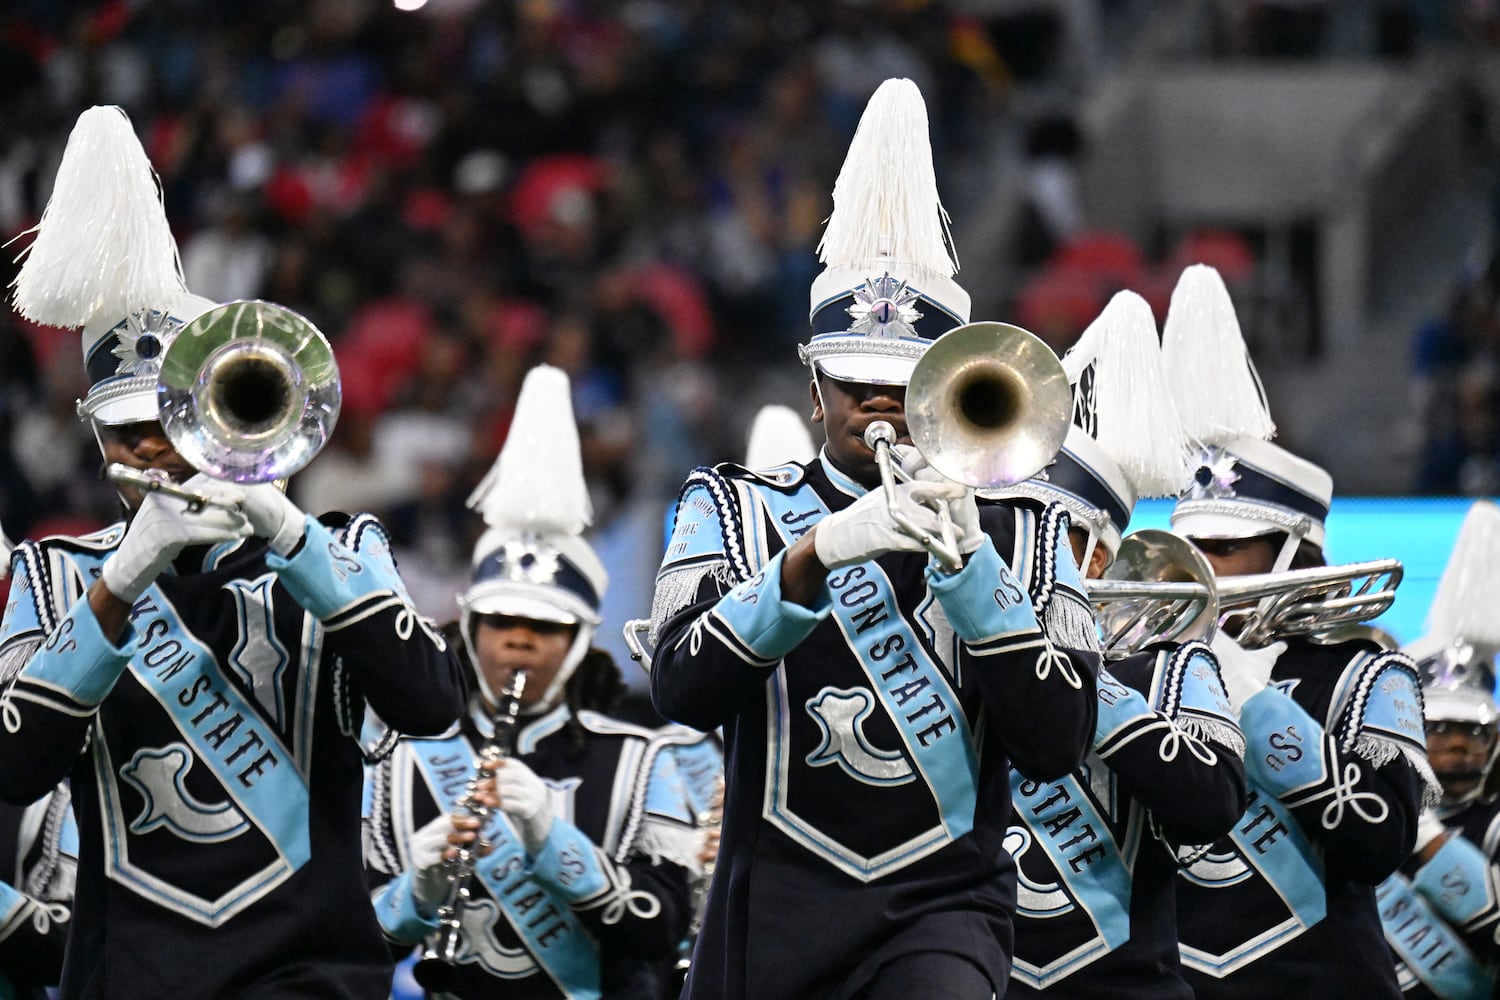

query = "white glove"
(897, 446), (984, 555)
(1210, 632), (1287, 715)
(408, 814), (456, 917)
(495, 758), (554, 854)
(1413, 810), (1449, 857)
(238, 482), (307, 556)
(100, 479), (252, 603)
(813, 482), (950, 569)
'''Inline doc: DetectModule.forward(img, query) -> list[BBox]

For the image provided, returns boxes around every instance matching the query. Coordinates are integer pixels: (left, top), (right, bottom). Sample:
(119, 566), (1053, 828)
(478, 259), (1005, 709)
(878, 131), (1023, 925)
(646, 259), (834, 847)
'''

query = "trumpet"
(104, 465), (243, 513)
(867, 322), (1073, 571)
(413, 668), (528, 992)
(105, 300), (340, 506)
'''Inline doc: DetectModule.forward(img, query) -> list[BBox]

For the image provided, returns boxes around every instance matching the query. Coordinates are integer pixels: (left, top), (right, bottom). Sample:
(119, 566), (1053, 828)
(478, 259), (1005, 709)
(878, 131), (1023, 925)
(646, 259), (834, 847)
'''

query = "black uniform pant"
(848, 951), (995, 1000)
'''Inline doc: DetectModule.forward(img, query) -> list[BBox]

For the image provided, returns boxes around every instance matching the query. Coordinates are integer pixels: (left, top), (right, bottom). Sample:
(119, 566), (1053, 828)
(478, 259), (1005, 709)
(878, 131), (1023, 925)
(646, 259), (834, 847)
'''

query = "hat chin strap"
(90, 421), (138, 514)
(1270, 522), (1310, 574)
(1078, 528), (1100, 580)
(525, 624), (595, 716)
(459, 618), (597, 716)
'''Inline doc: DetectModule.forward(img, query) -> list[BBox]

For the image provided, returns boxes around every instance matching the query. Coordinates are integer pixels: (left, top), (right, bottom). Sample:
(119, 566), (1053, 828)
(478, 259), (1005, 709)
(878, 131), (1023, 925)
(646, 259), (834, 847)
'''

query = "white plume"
(1428, 500), (1500, 647)
(467, 365), (592, 537)
(745, 404), (816, 469)
(1063, 290), (1191, 497)
(817, 78), (957, 278)
(1160, 264), (1275, 445)
(0, 515), (10, 580)
(12, 106), (187, 329)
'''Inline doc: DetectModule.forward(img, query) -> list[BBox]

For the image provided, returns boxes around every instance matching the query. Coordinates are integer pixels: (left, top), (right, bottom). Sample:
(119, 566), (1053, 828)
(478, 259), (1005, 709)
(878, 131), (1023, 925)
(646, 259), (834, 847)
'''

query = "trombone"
(1086, 528), (1403, 655)
(866, 322), (1073, 572)
(1087, 529), (1218, 657)
(105, 300), (340, 506)
(1215, 559), (1402, 649)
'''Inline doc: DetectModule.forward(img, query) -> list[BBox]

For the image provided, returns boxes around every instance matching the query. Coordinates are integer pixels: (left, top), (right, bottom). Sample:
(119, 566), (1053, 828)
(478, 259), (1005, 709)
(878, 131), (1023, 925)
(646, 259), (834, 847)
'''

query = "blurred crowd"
(0, 0), (1489, 626)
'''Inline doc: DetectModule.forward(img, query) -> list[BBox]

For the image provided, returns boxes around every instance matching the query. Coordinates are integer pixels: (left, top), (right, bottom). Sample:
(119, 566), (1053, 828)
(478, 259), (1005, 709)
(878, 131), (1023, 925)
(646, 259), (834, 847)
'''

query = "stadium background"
(1, 0), (1497, 664)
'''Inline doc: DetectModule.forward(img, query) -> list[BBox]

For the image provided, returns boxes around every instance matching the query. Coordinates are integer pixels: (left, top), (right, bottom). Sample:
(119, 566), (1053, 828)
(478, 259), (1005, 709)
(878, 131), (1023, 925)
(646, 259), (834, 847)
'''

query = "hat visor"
(815, 354), (917, 386)
(1425, 691), (1499, 726)
(84, 389), (160, 426)
(463, 587), (581, 626)
(1172, 510), (1284, 542)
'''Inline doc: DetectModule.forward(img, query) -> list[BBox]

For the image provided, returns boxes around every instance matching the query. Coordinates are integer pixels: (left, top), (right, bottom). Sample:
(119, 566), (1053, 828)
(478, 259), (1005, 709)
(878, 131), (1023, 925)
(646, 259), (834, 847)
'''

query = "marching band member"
(994, 290), (1248, 997)
(1163, 265), (1438, 999)
(1379, 500), (1500, 999)
(0, 527), (76, 1000)
(647, 79), (1100, 1000)
(365, 365), (697, 999)
(0, 106), (464, 998)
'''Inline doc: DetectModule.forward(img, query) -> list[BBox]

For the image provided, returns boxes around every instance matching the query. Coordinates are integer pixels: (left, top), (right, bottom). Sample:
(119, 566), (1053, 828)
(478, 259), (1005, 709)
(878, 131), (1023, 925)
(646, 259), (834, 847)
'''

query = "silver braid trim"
(633, 816), (703, 876)
(649, 563), (737, 645)
(1179, 716), (1247, 760)
(1351, 734), (1442, 809)
(0, 638), (43, 687)
(1044, 592), (1101, 655)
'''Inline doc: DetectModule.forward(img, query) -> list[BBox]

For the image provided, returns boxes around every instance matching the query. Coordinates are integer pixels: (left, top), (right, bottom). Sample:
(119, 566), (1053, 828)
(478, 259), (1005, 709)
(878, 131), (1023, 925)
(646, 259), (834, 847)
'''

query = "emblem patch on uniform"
(805, 687), (915, 786)
(121, 744), (250, 843)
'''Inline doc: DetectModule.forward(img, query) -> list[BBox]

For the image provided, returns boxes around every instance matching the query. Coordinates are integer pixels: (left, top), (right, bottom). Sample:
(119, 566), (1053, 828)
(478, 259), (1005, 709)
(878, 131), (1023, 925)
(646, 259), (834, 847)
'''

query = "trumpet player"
(993, 290), (1248, 997)
(648, 80), (1099, 1000)
(1377, 500), (1500, 999)
(0, 107), (465, 999)
(365, 366), (697, 999)
(1163, 265), (1436, 1000)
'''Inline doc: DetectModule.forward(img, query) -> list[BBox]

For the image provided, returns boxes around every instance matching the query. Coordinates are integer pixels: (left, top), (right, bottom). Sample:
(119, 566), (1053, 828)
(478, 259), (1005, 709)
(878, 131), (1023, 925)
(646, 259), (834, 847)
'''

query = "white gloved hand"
(238, 482), (307, 556)
(1413, 810), (1449, 857)
(898, 446), (983, 556)
(408, 814), (457, 917)
(1210, 632), (1288, 715)
(100, 480), (252, 603)
(495, 758), (554, 854)
(813, 482), (948, 570)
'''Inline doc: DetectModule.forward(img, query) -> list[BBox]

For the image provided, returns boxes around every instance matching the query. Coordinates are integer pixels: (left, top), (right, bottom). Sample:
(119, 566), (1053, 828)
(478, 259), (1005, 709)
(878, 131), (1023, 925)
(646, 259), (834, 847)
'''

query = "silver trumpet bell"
(866, 322), (1073, 572)
(906, 321), (1072, 490)
(1087, 529), (1219, 657)
(159, 300), (340, 483)
(106, 301), (339, 512)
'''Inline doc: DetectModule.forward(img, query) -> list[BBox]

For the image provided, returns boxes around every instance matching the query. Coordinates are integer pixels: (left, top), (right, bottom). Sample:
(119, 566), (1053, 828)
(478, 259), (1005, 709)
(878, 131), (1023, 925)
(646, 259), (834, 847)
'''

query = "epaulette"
(1327, 643), (1441, 806)
(8, 533), (116, 640)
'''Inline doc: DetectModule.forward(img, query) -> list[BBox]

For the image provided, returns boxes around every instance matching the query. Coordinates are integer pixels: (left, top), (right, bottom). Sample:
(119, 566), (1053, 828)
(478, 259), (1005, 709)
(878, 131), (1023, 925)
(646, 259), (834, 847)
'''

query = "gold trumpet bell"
(906, 321), (1072, 489)
(158, 300), (340, 483)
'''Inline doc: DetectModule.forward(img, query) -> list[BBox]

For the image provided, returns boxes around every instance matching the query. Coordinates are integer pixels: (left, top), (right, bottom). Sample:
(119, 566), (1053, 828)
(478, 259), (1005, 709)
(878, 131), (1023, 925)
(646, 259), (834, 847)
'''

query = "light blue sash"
(752, 479), (978, 840)
(1011, 771), (1132, 952)
(127, 593), (309, 868)
(1227, 786), (1326, 931)
(1379, 873), (1494, 1000)
(412, 736), (601, 1000)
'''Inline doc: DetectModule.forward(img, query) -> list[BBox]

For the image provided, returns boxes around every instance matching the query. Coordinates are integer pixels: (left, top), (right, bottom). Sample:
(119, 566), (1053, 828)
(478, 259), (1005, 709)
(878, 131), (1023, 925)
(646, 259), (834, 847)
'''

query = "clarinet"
(672, 774), (724, 991)
(413, 669), (528, 993)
